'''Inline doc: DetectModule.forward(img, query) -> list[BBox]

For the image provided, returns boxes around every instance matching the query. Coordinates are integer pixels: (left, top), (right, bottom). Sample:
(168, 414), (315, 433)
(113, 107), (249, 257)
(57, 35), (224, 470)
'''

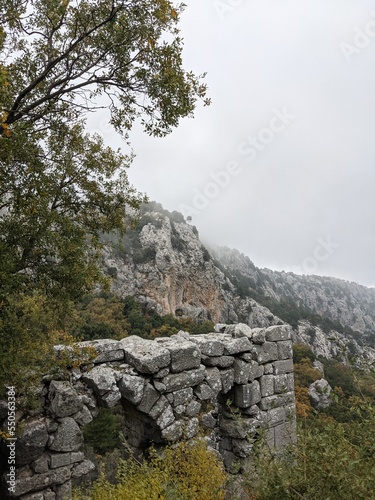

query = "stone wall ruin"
(1, 323), (296, 499)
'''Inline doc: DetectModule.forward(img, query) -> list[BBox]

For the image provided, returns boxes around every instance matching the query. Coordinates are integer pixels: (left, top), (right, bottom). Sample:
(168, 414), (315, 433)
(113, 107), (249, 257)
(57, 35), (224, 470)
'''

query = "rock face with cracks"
(0, 324), (296, 499)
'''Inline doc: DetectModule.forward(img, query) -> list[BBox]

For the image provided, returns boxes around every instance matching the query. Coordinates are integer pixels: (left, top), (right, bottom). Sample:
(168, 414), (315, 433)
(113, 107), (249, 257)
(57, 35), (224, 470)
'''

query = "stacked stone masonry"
(0, 324), (296, 499)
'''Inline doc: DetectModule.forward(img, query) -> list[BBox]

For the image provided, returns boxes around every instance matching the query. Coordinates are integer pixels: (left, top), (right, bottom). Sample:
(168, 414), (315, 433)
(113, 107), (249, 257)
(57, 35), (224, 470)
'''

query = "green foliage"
(0, 292), (78, 403)
(292, 343), (315, 364)
(1, 1), (209, 137)
(83, 407), (125, 455)
(73, 440), (226, 500)
(321, 358), (360, 397)
(73, 294), (130, 340)
(248, 404), (375, 499)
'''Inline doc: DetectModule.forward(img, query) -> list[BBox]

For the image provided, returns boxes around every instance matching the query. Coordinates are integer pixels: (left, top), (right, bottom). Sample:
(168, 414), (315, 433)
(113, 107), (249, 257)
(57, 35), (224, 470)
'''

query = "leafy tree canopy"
(0, 1), (209, 394)
(0, 0), (209, 299)
(0, 0), (209, 137)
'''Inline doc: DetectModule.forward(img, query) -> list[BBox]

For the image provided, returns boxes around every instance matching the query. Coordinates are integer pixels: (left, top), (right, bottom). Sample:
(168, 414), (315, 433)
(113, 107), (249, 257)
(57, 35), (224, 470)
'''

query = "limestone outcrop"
(0, 324), (296, 499)
(102, 204), (375, 367)
(308, 378), (332, 410)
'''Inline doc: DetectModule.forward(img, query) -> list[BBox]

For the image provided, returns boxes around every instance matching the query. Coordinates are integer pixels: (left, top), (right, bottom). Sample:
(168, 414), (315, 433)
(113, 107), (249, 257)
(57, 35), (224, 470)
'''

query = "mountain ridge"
(102, 202), (375, 367)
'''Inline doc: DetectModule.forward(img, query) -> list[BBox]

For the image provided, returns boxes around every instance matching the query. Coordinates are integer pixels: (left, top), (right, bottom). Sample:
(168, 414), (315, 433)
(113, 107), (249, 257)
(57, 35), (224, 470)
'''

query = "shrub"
(83, 408), (125, 455)
(73, 440), (226, 500)
(247, 405), (375, 499)
(293, 343), (315, 364)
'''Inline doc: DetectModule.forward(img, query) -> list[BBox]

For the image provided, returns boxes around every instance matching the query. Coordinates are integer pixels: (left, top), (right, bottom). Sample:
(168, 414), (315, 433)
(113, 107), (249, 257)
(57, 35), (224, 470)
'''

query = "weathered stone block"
(277, 340), (293, 360)
(260, 375), (274, 397)
(254, 364), (264, 379)
(285, 403), (297, 421)
(189, 333), (227, 356)
(121, 336), (170, 374)
(81, 366), (117, 395)
(265, 325), (292, 342)
(234, 381), (261, 408)
(162, 365), (205, 392)
(153, 381), (167, 393)
(101, 389), (121, 408)
(49, 381), (83, 418)
(220, 450), (241, 475)
(171, 387), (194, 407)
(201, 412), (217, 429)
(31, 453), (49, 474)
(223, 337), (252, 355)
(251, 342), (278, 364)
(194, 383), (214, 400)
(214, 323), (227, 333)
(185, 399), (201, 416)
(161, 421), (183, 441)
(50, 453), (71, 469)
(242, 404), (260, 417)
(149, 396), (169, 420)
(274, 421), (297, 449)
(71, 459), (95, 479)
(185, 418), (199, 439)
(234, 359), (253, 384)
(266, 407), (286, 428)
(118, 373), (145, 404)
(77, 339), (124, 363)
(264, 363), (274, 374)
(71, 405), (93, 426)
(156, 405), (175, 430)
(265, 427), (275, 449)
(155, 337), (201, 372)
(43, 490), (56, 500)
(251, 328), (266, 344)
(273, 359), (294, 375)
(224, 323), (253, 339)
(219, 416), (258, 439)
(136, 384), (160, 414)
(12, 466), (72, 497)
(16, 418), (48, 467)
(155, 367), (169, 378)
(49, 417), (83, 452)
(259, 392), (294, 411)
(274, 373), (294, 394)
(201, 355), (234, 368)
(205, 367), (222, 395)
(220, 368), (235, 394)
(21, 490), (57, 500)
(70, 451), (85, 463)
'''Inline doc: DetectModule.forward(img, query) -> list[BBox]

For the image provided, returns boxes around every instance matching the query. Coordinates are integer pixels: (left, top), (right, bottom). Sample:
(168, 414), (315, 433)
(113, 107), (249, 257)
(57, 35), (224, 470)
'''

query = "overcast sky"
(88, 0), (375, 288)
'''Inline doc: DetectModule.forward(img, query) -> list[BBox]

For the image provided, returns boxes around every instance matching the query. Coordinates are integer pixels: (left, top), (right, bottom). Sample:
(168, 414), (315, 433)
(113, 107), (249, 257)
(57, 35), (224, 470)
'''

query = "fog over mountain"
(102, 203), (375, 368)
(87, 0), (375, 287)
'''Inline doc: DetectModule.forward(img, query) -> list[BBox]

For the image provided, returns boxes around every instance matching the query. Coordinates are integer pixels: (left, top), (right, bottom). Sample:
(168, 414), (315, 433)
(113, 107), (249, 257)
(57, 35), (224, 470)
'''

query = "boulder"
(308, 378), (332, 410)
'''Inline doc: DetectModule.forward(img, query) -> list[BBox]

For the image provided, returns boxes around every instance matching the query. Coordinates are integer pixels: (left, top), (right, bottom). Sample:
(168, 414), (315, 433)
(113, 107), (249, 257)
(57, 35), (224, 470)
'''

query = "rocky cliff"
(103, 202), (375, 366)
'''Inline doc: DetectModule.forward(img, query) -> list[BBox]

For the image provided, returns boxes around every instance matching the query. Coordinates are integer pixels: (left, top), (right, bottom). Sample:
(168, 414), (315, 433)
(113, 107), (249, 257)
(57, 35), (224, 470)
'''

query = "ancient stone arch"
(1, 324), (296, 499)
